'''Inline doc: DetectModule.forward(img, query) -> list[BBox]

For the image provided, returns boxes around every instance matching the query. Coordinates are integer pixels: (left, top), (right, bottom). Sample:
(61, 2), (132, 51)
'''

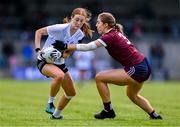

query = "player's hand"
(35, 48), (45, 61)
(35, 48), (41, 57)
(52, 40), (67, 51)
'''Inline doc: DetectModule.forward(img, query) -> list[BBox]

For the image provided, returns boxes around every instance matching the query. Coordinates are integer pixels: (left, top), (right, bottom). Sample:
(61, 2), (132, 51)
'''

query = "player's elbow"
(35, 29), (42, 37)
(35, 27), (47, 36)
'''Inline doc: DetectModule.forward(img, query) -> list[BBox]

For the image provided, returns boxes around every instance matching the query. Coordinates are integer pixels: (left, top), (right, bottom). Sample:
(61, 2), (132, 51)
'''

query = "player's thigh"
(42, 64), (64, 78)
(62, 72), (75, 95)
(96, 69), (138, 86)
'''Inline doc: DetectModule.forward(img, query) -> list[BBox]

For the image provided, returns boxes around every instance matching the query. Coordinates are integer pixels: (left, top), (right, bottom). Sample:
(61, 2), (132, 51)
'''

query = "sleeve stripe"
(97, 39), (107, 47)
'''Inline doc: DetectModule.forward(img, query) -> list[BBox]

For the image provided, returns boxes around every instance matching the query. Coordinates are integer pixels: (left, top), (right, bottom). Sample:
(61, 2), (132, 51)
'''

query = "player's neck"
(70, 27), (78, 36)
(103, 28), (113, 35)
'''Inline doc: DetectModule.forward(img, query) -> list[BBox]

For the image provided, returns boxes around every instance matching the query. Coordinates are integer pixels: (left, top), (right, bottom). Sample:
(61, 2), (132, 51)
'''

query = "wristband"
(64, 44), (68, 50)
(35, 48), (41, 52)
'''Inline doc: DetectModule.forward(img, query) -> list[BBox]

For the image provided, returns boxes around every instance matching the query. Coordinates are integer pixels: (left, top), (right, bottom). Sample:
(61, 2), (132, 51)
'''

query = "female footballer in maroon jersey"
(55, 12), (162, 120)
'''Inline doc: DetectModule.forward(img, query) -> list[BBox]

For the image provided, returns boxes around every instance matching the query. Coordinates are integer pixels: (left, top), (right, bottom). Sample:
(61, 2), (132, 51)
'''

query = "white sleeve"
(97, 39), (107, 47)
(76, 41), (98, 51)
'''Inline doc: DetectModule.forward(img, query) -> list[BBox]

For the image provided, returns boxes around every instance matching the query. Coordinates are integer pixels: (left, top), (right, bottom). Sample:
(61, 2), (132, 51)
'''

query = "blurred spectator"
(149, 43), (169, 80)
(1, 40), (15, 68)
(170, 20), (179, 39)
(150, 43), (165, 69)
(132, 18), (144, 40)
(162, 23), (171, 38)
(124, 21), (133, 38)
(0, 55), (5, 69)
(73, 51), (95, 84)
(1, 40), (16, 77)
(22, 43), (33, 66)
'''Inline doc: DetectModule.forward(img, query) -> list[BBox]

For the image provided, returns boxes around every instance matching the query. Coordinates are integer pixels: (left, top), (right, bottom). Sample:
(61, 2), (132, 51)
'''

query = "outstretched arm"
(62, 50), (73, 58)
(67, 40), (103, 52)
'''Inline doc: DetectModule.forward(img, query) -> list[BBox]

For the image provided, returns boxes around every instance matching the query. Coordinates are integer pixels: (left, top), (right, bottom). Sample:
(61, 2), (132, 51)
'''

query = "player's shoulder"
(101, 30), (114, 40)
(47, 23), (70, 37)
(99, 29), (117, 45)
(77, 29), (84, 35)
(75, 29), (85, 40)
(103, 29), (116, 37)
(53, 23), (70, 29)
(108, 29), (118, 37)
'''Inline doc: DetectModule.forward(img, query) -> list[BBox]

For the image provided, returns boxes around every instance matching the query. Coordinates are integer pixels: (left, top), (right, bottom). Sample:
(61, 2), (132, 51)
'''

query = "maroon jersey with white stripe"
(99, 29), (144, 67)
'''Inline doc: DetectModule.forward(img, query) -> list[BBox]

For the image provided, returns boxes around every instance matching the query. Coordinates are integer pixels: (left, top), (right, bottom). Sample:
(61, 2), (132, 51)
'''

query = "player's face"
(71, 14), (86, 30)
(96, 18), (107, 35)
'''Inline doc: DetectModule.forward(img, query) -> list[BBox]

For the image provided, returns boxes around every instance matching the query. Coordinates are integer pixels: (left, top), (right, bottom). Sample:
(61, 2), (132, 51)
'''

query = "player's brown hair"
(98, 12), (124, 34)
(63, 8), (93, 38)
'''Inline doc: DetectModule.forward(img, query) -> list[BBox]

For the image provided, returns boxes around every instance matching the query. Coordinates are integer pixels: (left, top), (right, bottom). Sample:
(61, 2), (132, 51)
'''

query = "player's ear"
(104, 23), (108, 27)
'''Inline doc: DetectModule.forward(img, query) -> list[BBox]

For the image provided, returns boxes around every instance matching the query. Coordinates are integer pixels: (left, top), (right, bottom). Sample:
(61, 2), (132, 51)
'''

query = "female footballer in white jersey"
(34, 8), (92, 119)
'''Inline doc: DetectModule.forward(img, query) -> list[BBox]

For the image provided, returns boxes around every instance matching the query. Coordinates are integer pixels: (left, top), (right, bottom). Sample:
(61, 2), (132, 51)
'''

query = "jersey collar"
(103, 28), (113, 35)
(68, 23), (81, 38)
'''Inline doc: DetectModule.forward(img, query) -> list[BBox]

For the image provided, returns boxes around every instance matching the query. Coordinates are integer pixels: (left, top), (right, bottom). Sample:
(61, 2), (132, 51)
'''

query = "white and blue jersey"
(39, 23), (84, 65)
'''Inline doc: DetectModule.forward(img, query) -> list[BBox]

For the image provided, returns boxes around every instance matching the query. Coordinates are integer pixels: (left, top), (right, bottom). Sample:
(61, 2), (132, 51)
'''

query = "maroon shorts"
(124, 58), (151, 83)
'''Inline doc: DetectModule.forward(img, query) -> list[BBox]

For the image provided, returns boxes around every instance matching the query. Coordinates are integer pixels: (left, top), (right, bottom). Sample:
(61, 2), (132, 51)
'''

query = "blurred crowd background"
(0, 0), (180, 81)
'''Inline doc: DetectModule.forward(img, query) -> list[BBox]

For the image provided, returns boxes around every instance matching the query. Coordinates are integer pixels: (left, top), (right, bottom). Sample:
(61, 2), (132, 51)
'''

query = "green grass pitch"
(0, 79), (180, 126)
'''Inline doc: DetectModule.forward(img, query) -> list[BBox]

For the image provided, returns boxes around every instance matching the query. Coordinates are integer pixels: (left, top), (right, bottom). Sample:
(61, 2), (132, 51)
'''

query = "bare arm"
(67, 40), (103, 52)
(35, 27), (48, 49)
(63, 50), (74, 58)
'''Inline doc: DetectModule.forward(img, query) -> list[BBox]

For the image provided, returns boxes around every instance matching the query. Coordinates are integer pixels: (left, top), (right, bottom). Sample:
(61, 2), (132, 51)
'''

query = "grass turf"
(0, 79), (180, 126)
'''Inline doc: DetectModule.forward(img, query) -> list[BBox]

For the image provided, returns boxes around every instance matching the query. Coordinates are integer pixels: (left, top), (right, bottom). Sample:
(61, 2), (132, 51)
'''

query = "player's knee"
(95, 73), (102, 81)
(71, 90), (76, 97)
(126, 91), (137, 102)
(54, 73), (65, 82)
(64, 92), (76, 100)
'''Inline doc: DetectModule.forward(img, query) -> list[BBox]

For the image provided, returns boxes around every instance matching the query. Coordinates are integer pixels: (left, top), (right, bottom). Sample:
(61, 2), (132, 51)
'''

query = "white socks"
(53, 108), (61, 118)
(48, 96), (55, 103)
(48, 96), (62, 118)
